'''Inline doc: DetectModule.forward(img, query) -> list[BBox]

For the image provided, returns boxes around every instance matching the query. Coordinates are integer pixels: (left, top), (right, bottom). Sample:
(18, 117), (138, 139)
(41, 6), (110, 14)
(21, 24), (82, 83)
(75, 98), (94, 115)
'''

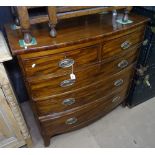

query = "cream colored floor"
(21, 97), (155, 148)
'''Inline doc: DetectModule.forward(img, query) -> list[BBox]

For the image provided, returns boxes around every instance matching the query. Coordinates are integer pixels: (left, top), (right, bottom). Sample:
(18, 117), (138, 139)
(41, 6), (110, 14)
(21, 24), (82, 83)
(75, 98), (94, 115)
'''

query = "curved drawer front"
(100, 45), (139, 75)
(102, 29), (144, 60)
(20, 44), (100, 77)
(39, 87), (127, 136)
(28, 62), (134, 100)
(34, 65), (134, 115)
(35, 82), (130, 116)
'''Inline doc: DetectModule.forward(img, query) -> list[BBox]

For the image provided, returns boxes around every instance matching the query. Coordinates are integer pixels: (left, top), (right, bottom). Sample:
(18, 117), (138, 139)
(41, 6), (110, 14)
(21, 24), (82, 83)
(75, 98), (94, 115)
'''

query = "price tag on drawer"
(70, 73), (76, 80)
(70, 65), (76, 80)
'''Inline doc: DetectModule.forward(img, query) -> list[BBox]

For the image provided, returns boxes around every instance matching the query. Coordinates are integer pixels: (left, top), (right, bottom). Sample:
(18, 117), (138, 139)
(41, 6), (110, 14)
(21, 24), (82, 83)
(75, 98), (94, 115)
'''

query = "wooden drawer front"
(100, 45), (139, 75)
(102, 30), (144, 60)
(28, 63), (134, 100)
(40, 87), (127, 136)
(21, 44), (100, 77)
(35, 79), (130, 115)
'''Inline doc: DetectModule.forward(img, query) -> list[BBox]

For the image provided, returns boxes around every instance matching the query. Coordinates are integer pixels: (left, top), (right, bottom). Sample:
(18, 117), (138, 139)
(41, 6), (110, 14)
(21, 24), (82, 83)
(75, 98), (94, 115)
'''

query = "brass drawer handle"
(62, 98), (75, 105)
(114, 79), (124, 87)
(60, 79), (76, 87)
(65, 117), (77, 125)
(118, 60), (128, 69)
(59, 58), (74, 68)
(121, 40), (132, 50)
(112, 96), (121, 103)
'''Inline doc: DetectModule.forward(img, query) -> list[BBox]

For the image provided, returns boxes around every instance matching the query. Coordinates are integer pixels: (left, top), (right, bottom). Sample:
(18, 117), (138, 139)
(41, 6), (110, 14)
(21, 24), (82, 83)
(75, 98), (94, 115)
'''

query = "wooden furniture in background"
(11, 6), (132, 43)
(5, 12), (149, 147)
(0, 32), (32, 148)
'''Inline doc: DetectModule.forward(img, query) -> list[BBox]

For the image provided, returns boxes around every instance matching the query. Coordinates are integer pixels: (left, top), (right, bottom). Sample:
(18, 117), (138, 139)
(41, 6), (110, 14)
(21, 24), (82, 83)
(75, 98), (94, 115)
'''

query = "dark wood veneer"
(39, 87), (128, 136)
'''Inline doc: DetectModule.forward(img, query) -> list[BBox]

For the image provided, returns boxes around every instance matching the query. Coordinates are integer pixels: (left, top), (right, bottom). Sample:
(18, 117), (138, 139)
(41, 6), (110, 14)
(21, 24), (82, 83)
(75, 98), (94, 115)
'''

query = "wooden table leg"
(48, 6), (58, 38)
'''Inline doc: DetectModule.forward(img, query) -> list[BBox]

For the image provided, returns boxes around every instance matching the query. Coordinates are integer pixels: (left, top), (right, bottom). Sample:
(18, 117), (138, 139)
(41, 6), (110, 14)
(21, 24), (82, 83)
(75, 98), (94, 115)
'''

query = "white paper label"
(70, 73), (76, 80)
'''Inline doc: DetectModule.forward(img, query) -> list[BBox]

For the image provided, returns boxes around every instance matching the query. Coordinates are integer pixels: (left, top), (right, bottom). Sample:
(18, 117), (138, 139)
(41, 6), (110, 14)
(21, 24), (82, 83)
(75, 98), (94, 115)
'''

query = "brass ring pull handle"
(60, 79), (76, 87)
(65, 117), (77, 125)
(59, 58), (74, 68)
(121, 40), (132, 50)
(112, 96), (121, 103)
(62, 98), (75, 105)
(114, 79), (124, 87)
(118, 60), (128, 69)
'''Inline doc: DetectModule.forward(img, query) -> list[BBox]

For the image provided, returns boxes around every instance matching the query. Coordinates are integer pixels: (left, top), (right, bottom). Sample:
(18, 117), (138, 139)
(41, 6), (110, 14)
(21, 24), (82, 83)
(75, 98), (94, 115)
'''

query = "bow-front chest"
(5, 13), (149, 146)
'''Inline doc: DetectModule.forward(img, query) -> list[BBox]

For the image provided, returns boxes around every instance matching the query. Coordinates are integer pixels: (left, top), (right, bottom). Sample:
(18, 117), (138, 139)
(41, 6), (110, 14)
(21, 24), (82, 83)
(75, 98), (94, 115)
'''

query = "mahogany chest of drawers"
(5, 13), (149, 146)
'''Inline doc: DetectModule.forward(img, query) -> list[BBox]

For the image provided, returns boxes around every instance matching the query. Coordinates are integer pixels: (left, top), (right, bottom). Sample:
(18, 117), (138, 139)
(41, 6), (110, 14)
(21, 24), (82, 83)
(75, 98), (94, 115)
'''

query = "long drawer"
(28, 63), (134, 100)
(35, 80), (130, 116)
(19, 43), (100, 77)
(39, 87), (127, 136)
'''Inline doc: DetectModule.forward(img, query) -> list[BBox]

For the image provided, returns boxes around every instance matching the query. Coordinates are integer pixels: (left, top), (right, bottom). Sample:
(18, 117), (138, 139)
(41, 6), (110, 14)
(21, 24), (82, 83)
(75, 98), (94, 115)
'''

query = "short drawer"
(28, 63), (134, 100)
(100, 45), (139, 75)
(39, 87), (127, 136)
(102, 29), (144, 60)
(20, 44), (100, 77)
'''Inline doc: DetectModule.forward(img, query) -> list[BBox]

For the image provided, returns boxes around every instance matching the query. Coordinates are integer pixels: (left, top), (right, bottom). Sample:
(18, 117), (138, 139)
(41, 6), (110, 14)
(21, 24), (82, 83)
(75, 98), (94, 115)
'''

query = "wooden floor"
(21, 97), (155, 148)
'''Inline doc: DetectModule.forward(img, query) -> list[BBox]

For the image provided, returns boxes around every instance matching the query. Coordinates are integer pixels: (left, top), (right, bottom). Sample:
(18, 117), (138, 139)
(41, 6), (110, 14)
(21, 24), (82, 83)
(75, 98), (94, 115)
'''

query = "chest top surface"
(5, 13), (149, 55)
